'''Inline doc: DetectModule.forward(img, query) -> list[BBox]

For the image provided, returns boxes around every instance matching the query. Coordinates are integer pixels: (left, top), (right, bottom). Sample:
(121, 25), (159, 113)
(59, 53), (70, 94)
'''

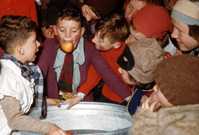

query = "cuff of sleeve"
(77, 92), (85, 100)
(125, 96), (131, 101)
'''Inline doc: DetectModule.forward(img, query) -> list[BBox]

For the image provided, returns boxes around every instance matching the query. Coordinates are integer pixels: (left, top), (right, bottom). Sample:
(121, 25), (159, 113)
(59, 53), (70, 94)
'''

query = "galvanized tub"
(13, 102), (132, 135)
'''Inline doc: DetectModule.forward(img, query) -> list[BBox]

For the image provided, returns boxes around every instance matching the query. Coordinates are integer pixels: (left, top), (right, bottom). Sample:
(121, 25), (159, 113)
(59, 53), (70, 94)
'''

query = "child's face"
(118, 67), (136, 85)
(171, 18), (199, 52)
(92, 32), (121, 51)
(125, 0), (146, 22)
(153, 85), (173, 107)
(22, 31), (40, 63)
(55, 18), (85, 51)
(126, 27), (147, 43)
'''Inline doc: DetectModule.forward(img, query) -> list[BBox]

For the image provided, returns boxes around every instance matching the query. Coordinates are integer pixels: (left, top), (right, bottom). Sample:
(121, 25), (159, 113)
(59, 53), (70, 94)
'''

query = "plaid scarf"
(58, 53), (73, 93)
(2, 53), (46, 118)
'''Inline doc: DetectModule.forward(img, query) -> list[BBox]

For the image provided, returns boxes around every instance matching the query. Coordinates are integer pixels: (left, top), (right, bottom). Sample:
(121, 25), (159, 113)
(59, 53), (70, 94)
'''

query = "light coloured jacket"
(0, 60), (34, 134)
(130, 104), (199, 135)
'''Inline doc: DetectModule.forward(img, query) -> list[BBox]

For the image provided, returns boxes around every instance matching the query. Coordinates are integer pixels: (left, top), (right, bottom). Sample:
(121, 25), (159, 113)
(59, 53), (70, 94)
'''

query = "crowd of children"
(0, 0), (199, 134)
(123, 3), (173, 115)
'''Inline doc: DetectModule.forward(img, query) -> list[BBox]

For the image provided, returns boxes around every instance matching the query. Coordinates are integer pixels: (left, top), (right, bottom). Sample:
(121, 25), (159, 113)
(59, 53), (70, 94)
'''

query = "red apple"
(61, 41), (74, 53)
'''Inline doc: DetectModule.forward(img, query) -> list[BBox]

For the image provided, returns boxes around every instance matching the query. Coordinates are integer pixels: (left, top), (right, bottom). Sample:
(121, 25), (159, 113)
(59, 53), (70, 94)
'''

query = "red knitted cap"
(154, 55), (199, 106)
(133, 4), (173, 38)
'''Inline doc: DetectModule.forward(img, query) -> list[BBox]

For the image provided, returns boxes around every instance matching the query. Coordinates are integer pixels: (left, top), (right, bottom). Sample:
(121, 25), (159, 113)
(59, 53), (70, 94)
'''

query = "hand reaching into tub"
(46, 125), (68, 135)
(46, 98), (63, 108)
(65, 96), (82, 110)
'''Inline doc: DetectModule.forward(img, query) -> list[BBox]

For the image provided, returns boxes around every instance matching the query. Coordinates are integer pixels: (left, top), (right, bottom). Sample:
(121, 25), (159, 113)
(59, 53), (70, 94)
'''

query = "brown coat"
(130, 104), (199, 135)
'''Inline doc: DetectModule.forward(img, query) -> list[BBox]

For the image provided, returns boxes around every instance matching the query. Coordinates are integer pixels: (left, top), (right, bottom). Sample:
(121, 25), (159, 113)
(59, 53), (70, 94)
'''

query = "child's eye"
(180, 30), (184, 34)
(60, 29), (65, 32)
(72, 30), (77, 33)
(128, 4), (133, 9)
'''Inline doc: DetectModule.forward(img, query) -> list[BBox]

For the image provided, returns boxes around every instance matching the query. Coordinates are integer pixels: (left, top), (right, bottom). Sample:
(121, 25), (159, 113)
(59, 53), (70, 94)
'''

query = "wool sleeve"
(78, 65), (101, 96)
(0, 96), (54, 134)
(84, 41), (131, 100)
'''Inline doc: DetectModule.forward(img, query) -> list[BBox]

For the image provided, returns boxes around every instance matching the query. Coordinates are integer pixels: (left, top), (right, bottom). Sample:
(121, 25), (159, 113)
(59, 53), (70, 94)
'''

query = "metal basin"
(13, 102), (132, 135)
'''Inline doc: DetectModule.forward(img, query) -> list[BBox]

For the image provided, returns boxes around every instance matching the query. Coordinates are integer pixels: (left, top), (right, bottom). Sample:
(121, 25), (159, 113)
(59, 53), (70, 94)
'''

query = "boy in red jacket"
(66, 13), (131, 109)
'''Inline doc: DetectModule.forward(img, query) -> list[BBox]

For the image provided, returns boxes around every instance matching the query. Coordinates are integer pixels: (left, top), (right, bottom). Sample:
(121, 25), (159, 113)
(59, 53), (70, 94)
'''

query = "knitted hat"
(154, 55), (199, 106)
(171, 0), (199, 25)
(84, 0), (119, 17)
(127, 38), (164, 83)
(133, 4), (173, 38)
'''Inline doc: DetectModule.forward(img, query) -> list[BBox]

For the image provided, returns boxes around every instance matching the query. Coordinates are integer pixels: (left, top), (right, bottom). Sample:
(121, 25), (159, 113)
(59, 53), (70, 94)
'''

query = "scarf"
(127, 86), (153, 116)
(58, 53), (73, 93)
(2, 52), (46, 118)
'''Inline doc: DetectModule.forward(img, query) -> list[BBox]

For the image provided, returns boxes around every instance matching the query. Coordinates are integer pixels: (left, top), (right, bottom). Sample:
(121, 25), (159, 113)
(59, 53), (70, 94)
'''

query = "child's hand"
(174, 49), (183, 56)
(141, 97), (160, 112)
(65, 96), (82, 110)
(46, 98), (63, 108)
(41, 25), (55, 39)
(81, 5), (100, 21)
(46, 125), (67, 135)
(141, 91), (158, 104)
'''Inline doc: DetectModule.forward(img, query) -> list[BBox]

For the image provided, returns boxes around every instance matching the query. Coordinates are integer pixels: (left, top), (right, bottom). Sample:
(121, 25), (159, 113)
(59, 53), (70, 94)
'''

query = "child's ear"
(113, 42), (122, 49)
(52, 25), (57, 36)
(80, 27), (85, 37)
(16, 44), (24, 55)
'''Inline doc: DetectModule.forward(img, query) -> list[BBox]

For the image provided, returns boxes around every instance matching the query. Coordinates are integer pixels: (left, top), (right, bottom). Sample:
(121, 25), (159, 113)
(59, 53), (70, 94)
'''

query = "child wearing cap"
(117, 37), (164, 115)
(127, 4), (172, 46)
(141, 0), (199, 106)
(117, 4), (172, 116)
(126, 4), (176, 56)
(130, 55), (199, 135)
(170, 0), (199, 56)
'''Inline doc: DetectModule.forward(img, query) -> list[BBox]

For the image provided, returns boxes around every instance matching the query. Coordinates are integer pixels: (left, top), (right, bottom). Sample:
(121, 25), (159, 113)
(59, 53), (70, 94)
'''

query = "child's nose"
(92, 36), (97, 44)
(36, 40), (41, 47)
(65, 32), (71, 38)
(171, 28), (178, 39)
(128, 9), (137, 19)
(118, 67), (122, 73)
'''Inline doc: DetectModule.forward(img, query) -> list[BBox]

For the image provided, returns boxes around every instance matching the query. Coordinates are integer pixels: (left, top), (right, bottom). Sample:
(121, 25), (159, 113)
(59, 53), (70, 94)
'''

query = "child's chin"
(30, 56), (36, 62)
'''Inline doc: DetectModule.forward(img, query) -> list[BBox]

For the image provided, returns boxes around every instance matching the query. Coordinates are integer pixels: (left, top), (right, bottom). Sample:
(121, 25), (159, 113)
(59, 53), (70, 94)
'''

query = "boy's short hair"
(57, 5), (84, 27)
(0, 15), (37, 54)
(95, 13), (130, 43)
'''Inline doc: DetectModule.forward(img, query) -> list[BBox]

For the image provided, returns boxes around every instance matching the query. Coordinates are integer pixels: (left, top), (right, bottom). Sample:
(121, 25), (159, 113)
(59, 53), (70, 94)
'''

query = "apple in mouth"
(61, 41), (74, 53)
